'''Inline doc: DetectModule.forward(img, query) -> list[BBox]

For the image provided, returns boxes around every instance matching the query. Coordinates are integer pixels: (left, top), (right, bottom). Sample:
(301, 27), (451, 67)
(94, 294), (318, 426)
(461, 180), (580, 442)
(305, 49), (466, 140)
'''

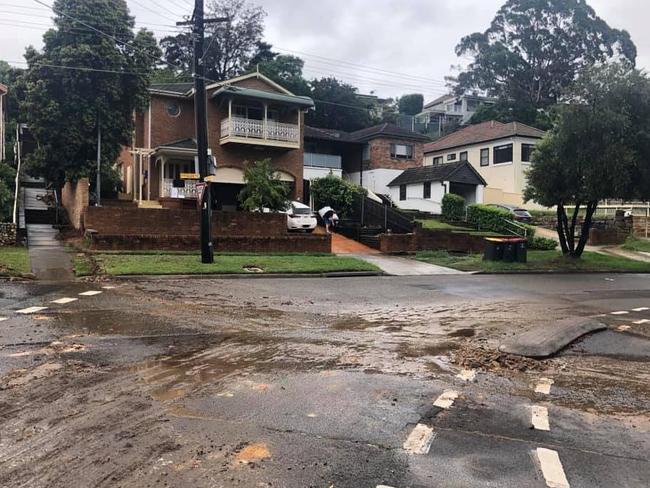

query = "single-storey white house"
(423, 120), (545, 208)
(387, 161), (486, 214)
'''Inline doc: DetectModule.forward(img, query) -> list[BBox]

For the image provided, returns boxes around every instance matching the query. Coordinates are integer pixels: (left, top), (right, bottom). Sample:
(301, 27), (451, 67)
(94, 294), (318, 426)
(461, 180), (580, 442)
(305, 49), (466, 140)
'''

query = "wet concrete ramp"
(499, 317), (607, 358)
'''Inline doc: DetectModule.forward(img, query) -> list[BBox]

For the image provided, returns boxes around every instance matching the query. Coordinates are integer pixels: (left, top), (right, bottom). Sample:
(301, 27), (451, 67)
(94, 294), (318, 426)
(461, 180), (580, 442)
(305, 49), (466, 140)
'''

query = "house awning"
(388, 161), (487, 187)
(212, 86), (315, 109)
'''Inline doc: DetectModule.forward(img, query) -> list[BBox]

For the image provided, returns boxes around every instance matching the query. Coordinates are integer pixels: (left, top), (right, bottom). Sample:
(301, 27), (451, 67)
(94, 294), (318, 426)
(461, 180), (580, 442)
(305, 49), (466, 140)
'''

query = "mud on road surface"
(0, 275), (649, 487)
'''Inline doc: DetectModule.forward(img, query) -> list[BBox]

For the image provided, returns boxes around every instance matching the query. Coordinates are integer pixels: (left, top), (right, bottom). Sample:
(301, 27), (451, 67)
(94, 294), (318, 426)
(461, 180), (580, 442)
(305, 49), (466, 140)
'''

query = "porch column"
(159, 157), (165, 199)
(147, 154), (151, 201)
(263, 102), (268, 140)
(138, 152), (143, 202)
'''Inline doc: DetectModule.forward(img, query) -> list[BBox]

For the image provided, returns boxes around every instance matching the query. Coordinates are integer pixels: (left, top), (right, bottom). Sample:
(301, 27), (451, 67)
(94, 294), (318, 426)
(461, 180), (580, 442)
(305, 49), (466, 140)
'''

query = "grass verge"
(75, 252), (380, 276)
(622, 236), (650, 253)
(416, 250), (650, 273)
(0, 246), (30, 276)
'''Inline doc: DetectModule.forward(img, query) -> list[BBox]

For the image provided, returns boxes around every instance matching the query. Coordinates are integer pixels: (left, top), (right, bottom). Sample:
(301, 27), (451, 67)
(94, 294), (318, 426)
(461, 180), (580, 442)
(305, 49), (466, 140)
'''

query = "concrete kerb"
(112, 271), (386, 281)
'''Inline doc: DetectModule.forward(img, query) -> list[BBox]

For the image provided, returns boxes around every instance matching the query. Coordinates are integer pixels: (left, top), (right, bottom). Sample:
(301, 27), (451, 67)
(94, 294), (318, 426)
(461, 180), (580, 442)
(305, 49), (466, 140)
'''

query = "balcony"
(304, 152), (342, 169)
(220, 116), (301, 149)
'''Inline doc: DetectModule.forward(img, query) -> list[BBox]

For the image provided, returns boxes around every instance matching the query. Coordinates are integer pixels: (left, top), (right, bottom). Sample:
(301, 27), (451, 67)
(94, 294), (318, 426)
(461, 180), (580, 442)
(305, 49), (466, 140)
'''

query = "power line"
(147, 0), (188, 19)
(7, 59), (157, 76)
(128, 0), (179, 23)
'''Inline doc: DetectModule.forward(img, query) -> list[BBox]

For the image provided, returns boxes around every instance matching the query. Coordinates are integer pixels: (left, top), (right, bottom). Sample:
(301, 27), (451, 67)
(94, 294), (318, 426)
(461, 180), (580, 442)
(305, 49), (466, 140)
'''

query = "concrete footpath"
(348, 253), (466, 276)
(27, 224), (74, 281)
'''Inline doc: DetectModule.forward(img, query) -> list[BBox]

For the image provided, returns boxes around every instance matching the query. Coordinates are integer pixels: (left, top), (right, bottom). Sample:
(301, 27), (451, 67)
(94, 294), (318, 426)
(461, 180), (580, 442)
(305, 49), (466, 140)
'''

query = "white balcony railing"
(221, 116), (300, 144)
(162, 178), (198, 199)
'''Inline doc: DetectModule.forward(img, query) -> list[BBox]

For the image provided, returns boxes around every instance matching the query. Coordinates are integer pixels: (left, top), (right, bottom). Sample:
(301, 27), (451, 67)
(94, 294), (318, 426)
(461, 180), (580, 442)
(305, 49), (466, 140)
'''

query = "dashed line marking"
(632, 307), (649, 312)
(102, 286), (116, 290)
(377, 485), (396, 488)
(16, 306), (48, 315)
(0, 317), (7, 322)
(617, 325), (632, 332)
(78, 291), (102, 297)
(535, 448), (570, 488)
(633, 319), (650, 324)
(610, 311), (629, 315)
(51, 297), (78, 305)
(433, 390), (459, 409)
(531, 406), (550, 431)
(456, 369), (476, 381)
(403, 424), (435, 455)
(535, 378), (554, 395)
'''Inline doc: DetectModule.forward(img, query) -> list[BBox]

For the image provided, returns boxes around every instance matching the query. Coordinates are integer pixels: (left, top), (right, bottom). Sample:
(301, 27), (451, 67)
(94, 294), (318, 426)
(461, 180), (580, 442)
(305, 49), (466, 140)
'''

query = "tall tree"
(160, 0), (266, 82)
(307, 77), (374, 132)
(456, 0), (636, 126)
(21, 0), (160, 187)
(256, 54), (310, 96)
(398, 93), (424, 115)
(524, 64), (650, 258)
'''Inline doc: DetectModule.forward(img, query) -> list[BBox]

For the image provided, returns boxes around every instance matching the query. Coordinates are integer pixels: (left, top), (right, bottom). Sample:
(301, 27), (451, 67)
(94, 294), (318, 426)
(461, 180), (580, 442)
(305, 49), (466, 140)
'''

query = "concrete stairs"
(138, 200), (163, 209)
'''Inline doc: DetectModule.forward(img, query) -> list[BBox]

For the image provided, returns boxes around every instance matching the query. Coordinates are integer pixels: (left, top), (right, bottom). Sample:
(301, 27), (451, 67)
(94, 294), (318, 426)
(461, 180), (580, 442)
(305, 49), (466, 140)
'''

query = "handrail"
(503, 218), (529, 238)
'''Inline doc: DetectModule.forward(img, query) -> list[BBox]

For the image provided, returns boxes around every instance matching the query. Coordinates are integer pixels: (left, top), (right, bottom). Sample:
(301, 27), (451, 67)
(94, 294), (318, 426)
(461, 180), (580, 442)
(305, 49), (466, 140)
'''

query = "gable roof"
(211, 86), (314, 109)
(424, 120), (545, 153)
(387, 160), (487, 187)
(350, 123), (431, 142)
(304, 126), (356, 143)
(423, 94), (455, 109)
(206, 71), (294, 95)
(149, 82), (194, 97)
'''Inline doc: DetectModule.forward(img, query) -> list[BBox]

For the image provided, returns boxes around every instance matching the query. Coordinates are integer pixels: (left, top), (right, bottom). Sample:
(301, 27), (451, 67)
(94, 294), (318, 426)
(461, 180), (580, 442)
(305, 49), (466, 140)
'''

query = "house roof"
(423, 121), (546, 153)
(349, 123), (431, 142)
(211, 85), (314, 108)
(157, 138), (197, 151)
(150, 82), (194, 96)
(387, 160), (487, 187)
(304, 126), (356, 143)
(423, 94), (455, 109)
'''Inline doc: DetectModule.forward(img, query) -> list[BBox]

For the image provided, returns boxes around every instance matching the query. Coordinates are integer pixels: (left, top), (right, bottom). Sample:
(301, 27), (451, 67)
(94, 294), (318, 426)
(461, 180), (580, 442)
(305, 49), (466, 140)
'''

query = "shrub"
(442, 193), (465, 221)
(528, 236), (558, 250)
(310, 173), (365, 217)
(238, 159), (291, 212)
(467, 204), (536, 238)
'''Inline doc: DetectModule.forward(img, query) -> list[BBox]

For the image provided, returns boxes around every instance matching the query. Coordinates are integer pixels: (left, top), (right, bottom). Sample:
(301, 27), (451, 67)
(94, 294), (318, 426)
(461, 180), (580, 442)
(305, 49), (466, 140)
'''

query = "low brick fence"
(0, 223), (17, 246)
(84, 207), (330, 253)
(379, 228), (491, 254)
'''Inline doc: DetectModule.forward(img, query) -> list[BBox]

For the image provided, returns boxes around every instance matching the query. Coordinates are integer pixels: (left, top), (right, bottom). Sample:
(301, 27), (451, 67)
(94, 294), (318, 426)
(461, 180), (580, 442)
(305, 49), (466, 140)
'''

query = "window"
(423, 182), (431, 199)
(447, 153), (457, 161)
(493, 143), (513, 164)
(362, 144), (370, 161)
(480, 148), (489, 166)
(432, 156), (443, 165)
(459, 151), (468, 162)
(233, 104), (263, 120)
(521, 143), (535, 162)
(166, 101), (181, 118)
(391, 143), (414, 159)
(399, 184), (407, 201)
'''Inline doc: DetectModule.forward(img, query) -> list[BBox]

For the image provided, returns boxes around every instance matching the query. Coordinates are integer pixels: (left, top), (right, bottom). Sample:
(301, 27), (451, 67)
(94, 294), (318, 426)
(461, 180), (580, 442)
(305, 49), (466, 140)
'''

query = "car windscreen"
(292, 207), (312, 215)
(513, 209), (530, 216)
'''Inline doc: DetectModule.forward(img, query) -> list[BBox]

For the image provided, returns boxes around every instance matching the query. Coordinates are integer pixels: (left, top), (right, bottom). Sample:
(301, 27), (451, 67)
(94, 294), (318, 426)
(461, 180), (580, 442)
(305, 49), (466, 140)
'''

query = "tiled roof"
(211, 86), (314, 108)
(423, 94), (454, 109)
(387, 161), (487, 187)
(150, 82), (194, 95)
(304, 126), (356, 142)
(423, 121), (545, 153)
(349, 123), (431, 142)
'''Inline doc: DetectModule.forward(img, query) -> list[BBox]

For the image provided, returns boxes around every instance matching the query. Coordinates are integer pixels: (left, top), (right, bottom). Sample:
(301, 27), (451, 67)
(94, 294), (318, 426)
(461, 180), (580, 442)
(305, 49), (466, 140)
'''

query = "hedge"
(442, 193), (465, 221)
(528, 236), (558, 250)
(467, 204), (536, 238)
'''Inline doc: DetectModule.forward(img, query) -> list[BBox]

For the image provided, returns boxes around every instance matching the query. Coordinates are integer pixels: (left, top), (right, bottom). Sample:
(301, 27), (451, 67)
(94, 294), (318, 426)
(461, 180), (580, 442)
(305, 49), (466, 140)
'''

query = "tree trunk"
(574, 201), (598, 257)
(556, 202), (569, 254)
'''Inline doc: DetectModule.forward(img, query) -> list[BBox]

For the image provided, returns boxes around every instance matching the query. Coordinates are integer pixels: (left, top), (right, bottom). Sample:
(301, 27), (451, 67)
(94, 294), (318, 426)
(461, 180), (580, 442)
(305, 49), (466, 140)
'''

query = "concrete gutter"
(499, 317), (607, 358)
(112, 271), (386, 281)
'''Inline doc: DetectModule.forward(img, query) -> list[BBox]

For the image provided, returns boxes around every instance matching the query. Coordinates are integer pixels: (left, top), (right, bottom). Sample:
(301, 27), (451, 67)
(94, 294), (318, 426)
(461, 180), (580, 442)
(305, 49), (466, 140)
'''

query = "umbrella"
(318, 206), (334, 219)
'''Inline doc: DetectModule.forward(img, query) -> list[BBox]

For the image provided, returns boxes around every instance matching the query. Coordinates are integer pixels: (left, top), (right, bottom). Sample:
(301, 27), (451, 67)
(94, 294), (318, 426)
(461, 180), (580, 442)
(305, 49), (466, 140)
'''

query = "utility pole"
(96, 113), (101, 207)
(178, 1), (228, 264)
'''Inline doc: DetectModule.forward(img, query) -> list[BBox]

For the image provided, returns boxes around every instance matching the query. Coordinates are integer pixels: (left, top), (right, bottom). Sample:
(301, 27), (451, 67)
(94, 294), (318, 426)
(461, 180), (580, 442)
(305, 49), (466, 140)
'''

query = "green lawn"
(417, 219), (503, 237)
(416, 250), (650, 273)
(0, 246), (31, 276)
(75, 252), (380, 276)
(622, 236), (650, 253)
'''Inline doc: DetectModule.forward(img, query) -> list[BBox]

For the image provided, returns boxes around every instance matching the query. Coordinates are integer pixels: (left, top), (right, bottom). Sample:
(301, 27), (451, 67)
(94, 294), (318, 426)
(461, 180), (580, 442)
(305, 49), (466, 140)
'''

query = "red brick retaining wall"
(379, 228), (490, 254)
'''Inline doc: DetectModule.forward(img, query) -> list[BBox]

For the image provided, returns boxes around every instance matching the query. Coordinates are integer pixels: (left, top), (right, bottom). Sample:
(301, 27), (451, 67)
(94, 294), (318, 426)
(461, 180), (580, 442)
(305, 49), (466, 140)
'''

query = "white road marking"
(535, 378), (554, 395)
(610, 311), (629, 315)
(535, 448), (570, 488)
(16, 306), (48, 315)
(0, 317), (8, 322)
(632, 307), (649, 312)
(403, 424), (435, 455)
(456, 369), (476, 381)
(377, 485), (397, 488)
(633, 319), (650, 324)
(102, 286), (116, 290)
(79, 291), (102, 296)
(617, 325), (632, 331)
(433, 390), (459, 409)
(51, 297), (78, 305)
(531, 406), (550, 431)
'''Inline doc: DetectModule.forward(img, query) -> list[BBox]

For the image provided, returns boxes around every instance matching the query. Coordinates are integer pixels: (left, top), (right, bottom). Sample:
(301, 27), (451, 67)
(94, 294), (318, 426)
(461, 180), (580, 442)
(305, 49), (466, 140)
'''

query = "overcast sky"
(1, 0), (649, 103)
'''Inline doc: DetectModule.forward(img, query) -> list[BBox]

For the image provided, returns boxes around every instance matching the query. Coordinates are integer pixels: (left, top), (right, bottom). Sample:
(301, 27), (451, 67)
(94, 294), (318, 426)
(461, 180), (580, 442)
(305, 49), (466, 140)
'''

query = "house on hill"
(423, 120), (546, 208)
(117, 72), (314, 210)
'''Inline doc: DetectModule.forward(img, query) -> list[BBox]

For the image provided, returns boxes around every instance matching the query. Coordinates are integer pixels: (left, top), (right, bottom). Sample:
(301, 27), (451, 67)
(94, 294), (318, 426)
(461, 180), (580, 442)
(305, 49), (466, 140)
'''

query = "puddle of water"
(52, 309), (177, 336)
(448, 328), (476, 338)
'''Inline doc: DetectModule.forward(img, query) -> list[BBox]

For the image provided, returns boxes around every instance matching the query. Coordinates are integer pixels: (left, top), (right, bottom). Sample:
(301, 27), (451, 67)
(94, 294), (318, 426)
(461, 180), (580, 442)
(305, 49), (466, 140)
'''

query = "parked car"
(487, 204), (533, 223)
(283, 201), (318, 233)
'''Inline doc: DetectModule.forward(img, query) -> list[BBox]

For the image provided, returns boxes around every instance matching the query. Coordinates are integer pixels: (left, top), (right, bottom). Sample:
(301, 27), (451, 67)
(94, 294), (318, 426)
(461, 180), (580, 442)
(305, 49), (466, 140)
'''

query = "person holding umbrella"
(318, 206), (339, 234)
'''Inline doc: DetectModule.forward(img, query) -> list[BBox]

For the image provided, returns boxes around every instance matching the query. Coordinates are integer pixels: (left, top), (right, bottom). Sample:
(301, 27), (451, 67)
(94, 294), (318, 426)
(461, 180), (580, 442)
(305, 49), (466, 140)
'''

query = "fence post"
(361, 196), (365, 227)
(646, 207), (649, 239)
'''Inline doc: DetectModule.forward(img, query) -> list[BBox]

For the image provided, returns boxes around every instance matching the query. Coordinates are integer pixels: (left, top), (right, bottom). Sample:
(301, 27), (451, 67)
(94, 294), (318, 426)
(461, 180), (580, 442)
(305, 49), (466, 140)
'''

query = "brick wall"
(633, 216), (649, 238)
(84, 207), (289, 237)
(61, 178), (89, 230)
(365, 138), (424, 171)
(379, 228), (489, 254)
(0, 223), (17, 246)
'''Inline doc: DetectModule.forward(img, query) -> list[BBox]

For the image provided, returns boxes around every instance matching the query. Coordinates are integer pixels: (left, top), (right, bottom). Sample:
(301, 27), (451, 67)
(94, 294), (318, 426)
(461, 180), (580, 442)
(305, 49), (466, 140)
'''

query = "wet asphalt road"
(0, 273), (649, 487)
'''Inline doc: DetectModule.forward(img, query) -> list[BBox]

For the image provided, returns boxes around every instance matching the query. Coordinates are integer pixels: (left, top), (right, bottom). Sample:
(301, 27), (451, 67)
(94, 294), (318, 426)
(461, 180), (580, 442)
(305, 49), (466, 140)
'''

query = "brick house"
(117, 72), (314, 210)
(303, 123), (430, 197)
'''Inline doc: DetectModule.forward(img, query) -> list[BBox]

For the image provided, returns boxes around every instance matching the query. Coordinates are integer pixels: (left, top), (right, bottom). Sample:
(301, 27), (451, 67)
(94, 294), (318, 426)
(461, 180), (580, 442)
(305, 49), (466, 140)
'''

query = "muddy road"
(0, 274), (649, 487)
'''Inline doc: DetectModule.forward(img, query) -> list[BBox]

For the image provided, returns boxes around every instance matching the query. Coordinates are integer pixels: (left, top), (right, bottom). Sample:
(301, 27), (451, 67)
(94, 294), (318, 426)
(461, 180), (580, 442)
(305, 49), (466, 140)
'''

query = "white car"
(284, 201), (318, 233)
